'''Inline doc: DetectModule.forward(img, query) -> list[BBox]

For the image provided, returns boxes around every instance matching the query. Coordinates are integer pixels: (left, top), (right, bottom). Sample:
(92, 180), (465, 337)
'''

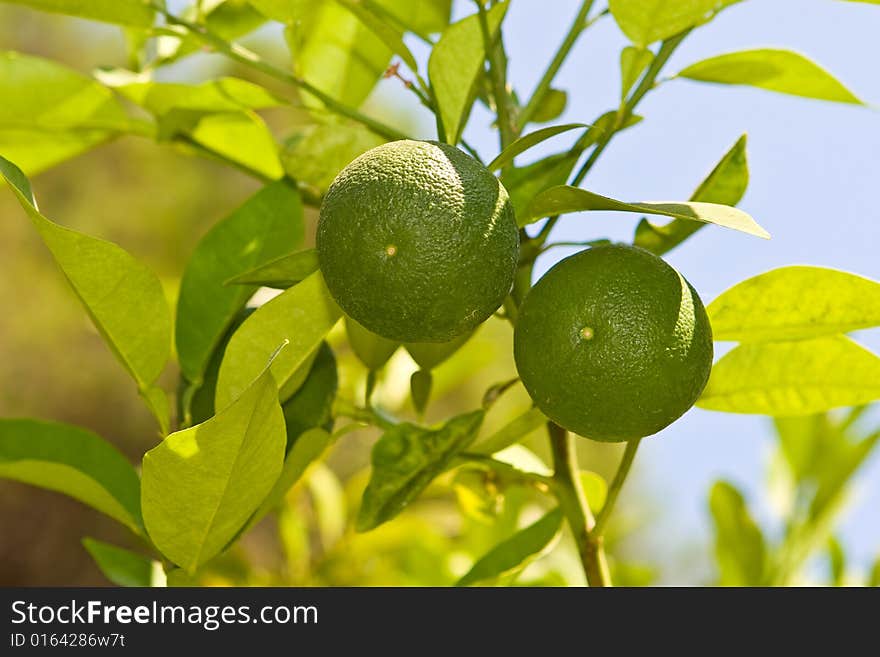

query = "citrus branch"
(592, 437), (642, 536)
(151, 3), (409, 142)
(476, 0), (516, 149)
(534, 31), (690, 247)
(518, 0), (597, 128)
(547, 422), (611, 586)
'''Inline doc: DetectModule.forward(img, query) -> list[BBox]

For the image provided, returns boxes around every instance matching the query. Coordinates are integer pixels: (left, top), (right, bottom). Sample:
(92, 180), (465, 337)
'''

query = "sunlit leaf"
(0, 52), (133, 174)
(609, 0), (719, 46)
(529, 88), (568, 124)
(250, 427), (331, 529)
(620, 46), (653, 99)
(158, 1), (266, 65)
(429, 2), (507, 145)
(0, 419), (142, 532)
(677, 49), (863, 104)
(457, 508), (563, 586)
(0, 156), (171, 422)
(336, 0), (418, 72)
(187, 111), (284, 180)
(0, 0), (155, 26)
(358, 411), (485, 530)
(177, 181), (304, 383)
(307, 462), (347, 548)
(142, 361), (286, 572)
(281, 119), (385, 193)
(580, 471), (608, 514)
(473, 407), (546, 455)
(487, 123), (587, 172)
(82, 538), (164, 587)
(635, 134), (748, 255)
(709, 480), (766, 586)
(708, 266), (880, 343)
(522, 185), (769, 239)
(225, 249), (319, 290)
(367, 0), (452, 37)
(698, 336), (880, 415)
(116, 77), (286, 115)
(215, 271), (343, 409)
(827, 537), (846, 586)
(502, 112), (642, 219)
(294, 0), (393, 109)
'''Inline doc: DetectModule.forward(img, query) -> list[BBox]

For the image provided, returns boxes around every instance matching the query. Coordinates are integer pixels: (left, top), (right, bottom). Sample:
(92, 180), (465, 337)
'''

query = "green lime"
(317, 140), (519, 343)
(514, 244), (713, 442)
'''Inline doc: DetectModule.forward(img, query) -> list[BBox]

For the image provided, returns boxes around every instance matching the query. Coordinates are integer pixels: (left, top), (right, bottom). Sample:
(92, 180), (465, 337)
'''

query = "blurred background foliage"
(0, 1), (877, 587)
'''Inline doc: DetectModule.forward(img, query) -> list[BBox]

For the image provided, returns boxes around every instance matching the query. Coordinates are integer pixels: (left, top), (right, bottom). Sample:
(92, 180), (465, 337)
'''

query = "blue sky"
(414, 0), (880, 580)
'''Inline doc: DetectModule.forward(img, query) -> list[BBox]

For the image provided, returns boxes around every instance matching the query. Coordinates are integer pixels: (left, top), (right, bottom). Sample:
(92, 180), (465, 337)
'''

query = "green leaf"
(0, 419), (142, 532)
(215, 271), (343, 409)
(366, 0), (451, 37)
(357, 410), (485, 531)
(116, 77), (286, 115)
(281, 119), (385, 193)
(529, 88), (568, 124)
(0, 0), (155, 26)
(307, 462), (346, 548)
(336, 0), (419, 73)
(0, 156), (171, 412)
(677, 49), (864, 104)
(487, 123), (588, 172)
(580, 471), (608, 514)
(410, 369), (433, 416)
(281, 342), (337, 445)
(187, 111), (284, 180)
(708, 266), (880, 343)
(502, 153), (579, 221)
(225, 249), (319, 290)
(501, 112), (642, 219)
(698, 336), (880, 415)
(827, 537), (846, 586)
(869, 556), (880, 588)
(247, 0), (302, 22)
(521, 184), (769, 239)
(82, 538), (163, 587)
(774, 414), (832, 483)
(405, 331), (472, 370)
(774, 413), (879, 522)
(609, 0), (719, 46)
(456, 508), (563, 586)
(473, 407), (546, 455)
(294, 0), (395, 109)
(0, 52), (132, 174)
(429, 2), (507, 145)
(709, 480), (766, 586)
(188, 308), (254, 426)
(142, 360), (287, 572)
(635, 134), (748, 255)
(620, 46), (653, 99)
(177, 181), (304, 383)
(346, 316), (399, 370)
(251, 427), (331, 527)
(158, 1), (266, 65)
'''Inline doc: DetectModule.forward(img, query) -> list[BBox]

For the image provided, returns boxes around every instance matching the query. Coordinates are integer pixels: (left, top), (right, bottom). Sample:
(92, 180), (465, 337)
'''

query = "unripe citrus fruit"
(514, 244), (713, 442)
(317, 140), (519, 343)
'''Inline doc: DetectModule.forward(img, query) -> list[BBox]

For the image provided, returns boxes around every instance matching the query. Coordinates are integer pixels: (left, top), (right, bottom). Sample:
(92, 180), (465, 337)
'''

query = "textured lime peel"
(317, 140), (519, 343)
(514, 244), (713, 442)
